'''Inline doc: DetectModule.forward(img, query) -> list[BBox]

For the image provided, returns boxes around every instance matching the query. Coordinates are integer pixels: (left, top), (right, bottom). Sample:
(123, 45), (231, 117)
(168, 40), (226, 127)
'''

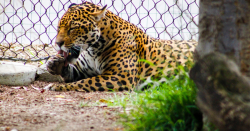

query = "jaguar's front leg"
(44, 73), (138, 92)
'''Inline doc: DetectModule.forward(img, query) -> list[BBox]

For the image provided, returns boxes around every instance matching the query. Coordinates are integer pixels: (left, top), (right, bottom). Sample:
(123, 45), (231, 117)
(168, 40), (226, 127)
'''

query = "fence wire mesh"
(0, 0), (199, 65)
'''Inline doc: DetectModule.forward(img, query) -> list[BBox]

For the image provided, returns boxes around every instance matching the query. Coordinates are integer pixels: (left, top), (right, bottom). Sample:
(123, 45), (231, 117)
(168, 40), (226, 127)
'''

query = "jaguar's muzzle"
(57, 46), (81, 66)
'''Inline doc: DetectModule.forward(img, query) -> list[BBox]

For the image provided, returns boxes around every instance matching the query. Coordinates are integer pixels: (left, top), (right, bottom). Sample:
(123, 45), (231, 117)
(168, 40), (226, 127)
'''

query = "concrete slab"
(0, 61), (37, 86)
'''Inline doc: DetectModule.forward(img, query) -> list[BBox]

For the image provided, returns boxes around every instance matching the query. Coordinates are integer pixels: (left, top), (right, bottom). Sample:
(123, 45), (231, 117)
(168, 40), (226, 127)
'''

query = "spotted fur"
(46, 2), (197, 92)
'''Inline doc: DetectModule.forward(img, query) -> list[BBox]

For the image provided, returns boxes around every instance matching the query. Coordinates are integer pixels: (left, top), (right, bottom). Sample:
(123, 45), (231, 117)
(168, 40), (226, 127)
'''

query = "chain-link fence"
(0, 0), (199, 65)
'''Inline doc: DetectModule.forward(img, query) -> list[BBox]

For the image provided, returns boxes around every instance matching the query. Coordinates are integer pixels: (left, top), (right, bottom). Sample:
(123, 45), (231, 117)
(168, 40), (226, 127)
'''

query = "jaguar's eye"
(68, 27), (75, 35)
(69, 28), (75, 32)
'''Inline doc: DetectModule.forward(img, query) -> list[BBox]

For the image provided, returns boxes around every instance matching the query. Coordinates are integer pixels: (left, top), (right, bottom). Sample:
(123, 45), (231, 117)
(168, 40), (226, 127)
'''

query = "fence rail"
(0, 0), (199, 64)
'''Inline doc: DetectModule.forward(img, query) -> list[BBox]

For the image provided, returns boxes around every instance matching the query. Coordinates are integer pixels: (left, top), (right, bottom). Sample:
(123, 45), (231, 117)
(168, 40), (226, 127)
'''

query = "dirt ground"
(0, 81), (125, 131)
(0, 44), (126, 131)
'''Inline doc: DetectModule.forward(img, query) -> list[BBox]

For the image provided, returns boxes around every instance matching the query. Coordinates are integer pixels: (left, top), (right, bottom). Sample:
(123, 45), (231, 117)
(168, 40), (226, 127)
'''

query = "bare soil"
(0, 44), (125, 131)
(0, 81), (125, 131)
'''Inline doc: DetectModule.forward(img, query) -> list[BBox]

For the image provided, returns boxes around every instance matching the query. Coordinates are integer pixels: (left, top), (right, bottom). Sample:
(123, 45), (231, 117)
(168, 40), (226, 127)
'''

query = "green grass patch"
(108, 67), (203, 131)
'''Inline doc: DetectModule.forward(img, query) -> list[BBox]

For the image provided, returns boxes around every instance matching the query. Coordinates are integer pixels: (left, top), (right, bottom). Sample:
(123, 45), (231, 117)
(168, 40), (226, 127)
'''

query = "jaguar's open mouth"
(57, 46), (81, 66)
(57, 50), (69, 66)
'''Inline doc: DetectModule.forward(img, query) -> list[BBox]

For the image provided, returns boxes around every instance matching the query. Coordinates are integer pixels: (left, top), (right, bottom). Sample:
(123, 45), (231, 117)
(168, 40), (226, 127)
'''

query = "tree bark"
(196, 0), (250, 76)
(190, 52), (250, 131)
(191, 0), (250, 130)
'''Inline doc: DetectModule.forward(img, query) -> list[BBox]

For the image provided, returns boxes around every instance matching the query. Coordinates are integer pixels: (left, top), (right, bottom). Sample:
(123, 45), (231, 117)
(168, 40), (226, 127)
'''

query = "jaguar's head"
(54, 2), (107, 65)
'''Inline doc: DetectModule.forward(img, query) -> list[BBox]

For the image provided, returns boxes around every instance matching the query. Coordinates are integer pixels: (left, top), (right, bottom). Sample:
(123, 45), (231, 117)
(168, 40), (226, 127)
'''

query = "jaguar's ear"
(69, 3), (77, 8)
(90, 5), (107, 21)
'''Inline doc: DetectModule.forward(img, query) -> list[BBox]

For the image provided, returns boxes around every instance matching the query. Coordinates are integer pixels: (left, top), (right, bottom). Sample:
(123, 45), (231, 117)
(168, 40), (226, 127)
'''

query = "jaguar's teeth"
(58, 50), (63, 55)
(63, 51), (68, 59)
(58, 50), (68, 58)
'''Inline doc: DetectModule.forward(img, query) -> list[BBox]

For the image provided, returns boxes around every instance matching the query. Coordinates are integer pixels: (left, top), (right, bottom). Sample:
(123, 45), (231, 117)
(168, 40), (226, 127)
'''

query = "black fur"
(68, 3), (77, 8)
(67, 46), (81, 62)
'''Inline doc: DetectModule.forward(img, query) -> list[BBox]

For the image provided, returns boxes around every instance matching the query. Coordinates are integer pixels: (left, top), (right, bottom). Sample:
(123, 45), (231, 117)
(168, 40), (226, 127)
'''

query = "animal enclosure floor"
(0, 81), (124, 131)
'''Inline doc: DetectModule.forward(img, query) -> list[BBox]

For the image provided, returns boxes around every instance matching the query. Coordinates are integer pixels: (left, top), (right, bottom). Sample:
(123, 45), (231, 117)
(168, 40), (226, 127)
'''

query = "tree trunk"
(196, 0), (250, 76)
(190, 52), (250, 131)
(191, 0), (250, 130)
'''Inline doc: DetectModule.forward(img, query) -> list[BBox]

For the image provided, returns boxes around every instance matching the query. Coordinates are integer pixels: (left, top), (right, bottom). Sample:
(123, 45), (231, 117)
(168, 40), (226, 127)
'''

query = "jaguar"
(45, 2), (197, 92)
